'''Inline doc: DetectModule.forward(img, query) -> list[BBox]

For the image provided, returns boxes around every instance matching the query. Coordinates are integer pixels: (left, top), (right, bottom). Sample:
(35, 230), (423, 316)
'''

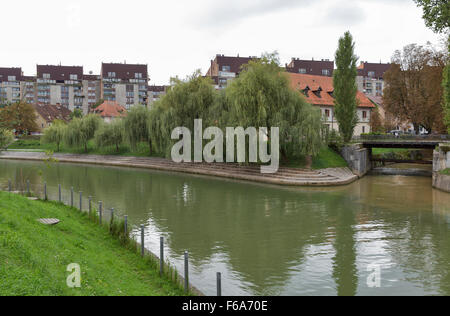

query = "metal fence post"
(79, 192), (82, 211)
(141, 225), (145, 257)
(184, 251), (189, 292)
(58, 184), (61, 202)
(160, 237), (164, 276)
(88, 196), (92, 217)
(70, 187), (74, 207)
(110, 208), (114, 228)
(217, 272), (222, 297)
(99, 201), (103, 224)
(124, 215), (128, 236)
(44, 182), (47, 200)
(27, 180), (30, 195)
(8, 179), (11, 192)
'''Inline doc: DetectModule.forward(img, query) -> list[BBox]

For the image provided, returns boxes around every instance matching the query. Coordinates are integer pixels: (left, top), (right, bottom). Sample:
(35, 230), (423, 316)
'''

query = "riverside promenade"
(0, 151), (358, 186)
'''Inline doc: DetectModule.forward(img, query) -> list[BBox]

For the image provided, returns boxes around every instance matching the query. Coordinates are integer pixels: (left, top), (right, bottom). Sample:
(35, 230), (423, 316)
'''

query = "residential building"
(147, 85), (168, 106)
(100, 63), (149, 109)
(33, 103), (72, 132)
(288, 73), (375, 136)
(83, 74), (101, 110)
(206, 54), (258, 89)
(286, 58), (334, 77)
(36, 65), (87, 113)
(20, 76), (36, 105)
(357, 62), (392, 97)
(91, 100), (127, 123)
(0, 67), (22, 104)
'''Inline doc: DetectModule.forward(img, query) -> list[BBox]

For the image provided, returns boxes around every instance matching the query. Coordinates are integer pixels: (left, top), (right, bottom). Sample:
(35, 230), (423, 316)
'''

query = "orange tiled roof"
(287, 73), (375, 108)
(92, 101), (127, 118)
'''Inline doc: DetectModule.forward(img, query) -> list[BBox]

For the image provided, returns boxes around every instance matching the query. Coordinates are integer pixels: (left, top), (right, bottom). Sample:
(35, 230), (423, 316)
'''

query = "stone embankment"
(0, 151), (358, 187)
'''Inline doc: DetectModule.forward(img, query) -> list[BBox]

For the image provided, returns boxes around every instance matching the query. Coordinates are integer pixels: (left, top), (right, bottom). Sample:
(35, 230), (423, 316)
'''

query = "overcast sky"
(1, 0), (443, 84)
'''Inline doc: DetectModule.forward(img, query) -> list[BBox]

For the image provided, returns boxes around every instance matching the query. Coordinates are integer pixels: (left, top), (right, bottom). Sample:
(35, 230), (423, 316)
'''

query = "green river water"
(1, 159), (450, 296)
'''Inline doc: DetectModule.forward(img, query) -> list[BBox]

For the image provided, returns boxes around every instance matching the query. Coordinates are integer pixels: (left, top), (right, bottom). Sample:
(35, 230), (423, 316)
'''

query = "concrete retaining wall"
(433, 173), (450, 193)
(341, 144), (371, 177)
(432, 144), (450, 193)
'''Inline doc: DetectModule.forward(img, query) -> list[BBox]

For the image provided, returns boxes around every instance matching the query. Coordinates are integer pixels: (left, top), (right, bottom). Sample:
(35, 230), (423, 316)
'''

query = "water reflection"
(1, 160), (450, 296)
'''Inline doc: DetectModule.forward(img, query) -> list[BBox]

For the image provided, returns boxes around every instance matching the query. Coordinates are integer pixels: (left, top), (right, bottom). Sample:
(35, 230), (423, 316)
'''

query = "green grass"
(281, 146), (348, 169)
(7, 139), (155, 157)
(441, 169), (450, 175)
(0, 191), (186, 296)
(371, 148), (410, 155)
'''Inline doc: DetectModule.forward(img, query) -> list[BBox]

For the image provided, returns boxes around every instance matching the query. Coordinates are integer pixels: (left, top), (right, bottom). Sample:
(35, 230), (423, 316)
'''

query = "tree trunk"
(57, 142), (60, 152)
(148, 139), (152, 156)
(116, 143), (119, 152)
(84, 143), (88, 153)
(305, 155), (313, 170)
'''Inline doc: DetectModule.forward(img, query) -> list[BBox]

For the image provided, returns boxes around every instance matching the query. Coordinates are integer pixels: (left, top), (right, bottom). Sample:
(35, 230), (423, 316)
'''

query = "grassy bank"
(0, 191), (186, 296)
(282, 146), (348, 169)
(441, 169), (450, 175)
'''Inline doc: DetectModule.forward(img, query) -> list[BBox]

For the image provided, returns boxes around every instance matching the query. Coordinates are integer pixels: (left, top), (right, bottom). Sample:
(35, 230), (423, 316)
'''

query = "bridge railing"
(353, 134), (450, 142)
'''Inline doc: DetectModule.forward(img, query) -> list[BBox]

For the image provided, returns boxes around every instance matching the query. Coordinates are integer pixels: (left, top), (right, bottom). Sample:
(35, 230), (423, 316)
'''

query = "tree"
(70, 109), (84, 119)
(226, 53), (323, 162)
(124, 105), (151, 153)
(64, 114), (101, 152)
(94, 119), (124, 152)
(414, 0), (450, 34)
(0, 129), (14, 148)
(383, 43), (446, 133)
(41, 120), (67, 152)
(148, 71), (217, 157)
(0, 101), (38, 134)
(444, 62), (450, 133)
(333, 31), (359, 143)
(370, 107), (384, 133)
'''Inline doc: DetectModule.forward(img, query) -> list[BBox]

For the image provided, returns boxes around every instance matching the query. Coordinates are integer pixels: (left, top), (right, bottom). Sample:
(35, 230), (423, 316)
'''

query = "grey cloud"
(323, 2), (366, 26)
(192, 0), (314, 28)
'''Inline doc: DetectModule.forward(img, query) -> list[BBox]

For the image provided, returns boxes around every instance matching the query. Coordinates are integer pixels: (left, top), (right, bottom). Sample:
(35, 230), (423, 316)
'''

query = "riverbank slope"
(0, 151), (358, 186)
(0, 191), (185, 296)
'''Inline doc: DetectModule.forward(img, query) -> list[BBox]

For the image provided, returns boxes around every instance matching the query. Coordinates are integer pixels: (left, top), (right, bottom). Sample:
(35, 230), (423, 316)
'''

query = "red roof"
(92, 101), (127, 118)
(287, 73), (375, 108)
(33, 104), (72, 123)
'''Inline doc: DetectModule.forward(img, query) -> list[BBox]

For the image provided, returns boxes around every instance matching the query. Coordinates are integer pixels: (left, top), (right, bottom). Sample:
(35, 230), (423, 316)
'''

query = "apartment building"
(206, 54), (258, 89)
(100, 63), (148, 109)
(36, 65), (86, 112)
(288, 73), (375, 136)
(147, 85), (167, 106)
(20, 76), (36, 105)
(285, 58), (334, 77)
(357, 62), (392, 97)
(0, 67), (22, 104)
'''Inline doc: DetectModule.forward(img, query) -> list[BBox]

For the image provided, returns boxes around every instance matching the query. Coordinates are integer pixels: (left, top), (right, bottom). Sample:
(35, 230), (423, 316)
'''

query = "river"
(1, 159), (450, 296)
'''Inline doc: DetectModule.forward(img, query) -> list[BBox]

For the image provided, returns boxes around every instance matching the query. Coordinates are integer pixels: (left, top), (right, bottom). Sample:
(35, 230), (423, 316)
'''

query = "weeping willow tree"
(148, 71), (218, 157)
(64, 114), (101, 152)
(123, 105), (151, 153)
(41, 120), (67, 152)
(226, 52), (324, 165)
(0, 128), (14, 149)
(444, 62), (450, 133)
(94, 119), (124, 152)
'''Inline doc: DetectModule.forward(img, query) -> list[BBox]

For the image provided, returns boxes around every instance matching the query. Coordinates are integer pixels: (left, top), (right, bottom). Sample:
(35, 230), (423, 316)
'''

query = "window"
(299, 68), (307, 74)
(325, 109), (330, 117)
(108, 72), (116, 78)
(135, 73), (143, 79)
(368, 71), (375, 77)
(322, 69), (330, 76)
(70, 74), (78, 80)
(222, 65), (231, 72)
(7, 76), (16, 81)
(362, 126), (366, 133)
(362, 111), (367, 119)
(43, 73), (50, 79)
